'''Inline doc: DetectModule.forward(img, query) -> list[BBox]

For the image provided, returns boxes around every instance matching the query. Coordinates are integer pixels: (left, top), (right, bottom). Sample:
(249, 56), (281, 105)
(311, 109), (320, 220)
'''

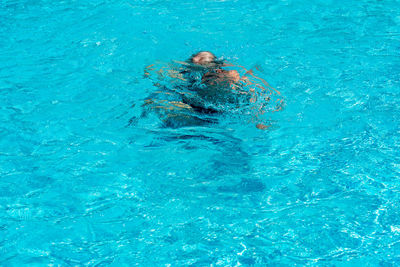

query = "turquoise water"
(1, 0), (400, 265)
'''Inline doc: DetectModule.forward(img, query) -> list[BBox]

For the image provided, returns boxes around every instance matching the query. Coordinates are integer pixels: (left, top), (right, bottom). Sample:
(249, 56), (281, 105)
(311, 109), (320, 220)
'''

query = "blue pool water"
(1, 0), (400, 265)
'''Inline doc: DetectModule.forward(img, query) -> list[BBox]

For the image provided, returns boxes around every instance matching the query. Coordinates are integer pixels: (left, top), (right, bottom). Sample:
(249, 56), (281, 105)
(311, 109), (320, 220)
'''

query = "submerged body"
(143, 51), (278, 129)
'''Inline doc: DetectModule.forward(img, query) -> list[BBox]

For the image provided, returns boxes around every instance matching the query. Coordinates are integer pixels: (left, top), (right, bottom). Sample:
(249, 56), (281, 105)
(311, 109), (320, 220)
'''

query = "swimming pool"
(1, 0), (400, 265)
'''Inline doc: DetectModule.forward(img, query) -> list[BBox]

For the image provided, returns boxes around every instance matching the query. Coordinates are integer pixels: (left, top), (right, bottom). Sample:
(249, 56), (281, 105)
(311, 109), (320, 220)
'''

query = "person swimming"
(142, 51), (281, 129)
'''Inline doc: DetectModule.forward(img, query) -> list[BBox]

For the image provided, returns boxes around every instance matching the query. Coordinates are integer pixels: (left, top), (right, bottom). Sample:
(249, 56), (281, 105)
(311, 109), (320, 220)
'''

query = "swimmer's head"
(190, 51), (216, 65)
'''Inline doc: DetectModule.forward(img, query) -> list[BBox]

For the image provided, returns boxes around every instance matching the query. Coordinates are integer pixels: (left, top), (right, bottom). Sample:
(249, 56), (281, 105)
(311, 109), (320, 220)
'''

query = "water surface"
(1, 0), (400, 265)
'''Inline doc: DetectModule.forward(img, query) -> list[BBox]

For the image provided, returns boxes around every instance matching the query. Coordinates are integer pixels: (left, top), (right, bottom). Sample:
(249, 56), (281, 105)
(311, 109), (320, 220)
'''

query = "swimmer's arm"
(166, 69), (186, 81)
(223, 63), (281, 130)
(143, 99), (193, 112)
(144, 62), (187, 81)
(224, 61), (281, 95)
